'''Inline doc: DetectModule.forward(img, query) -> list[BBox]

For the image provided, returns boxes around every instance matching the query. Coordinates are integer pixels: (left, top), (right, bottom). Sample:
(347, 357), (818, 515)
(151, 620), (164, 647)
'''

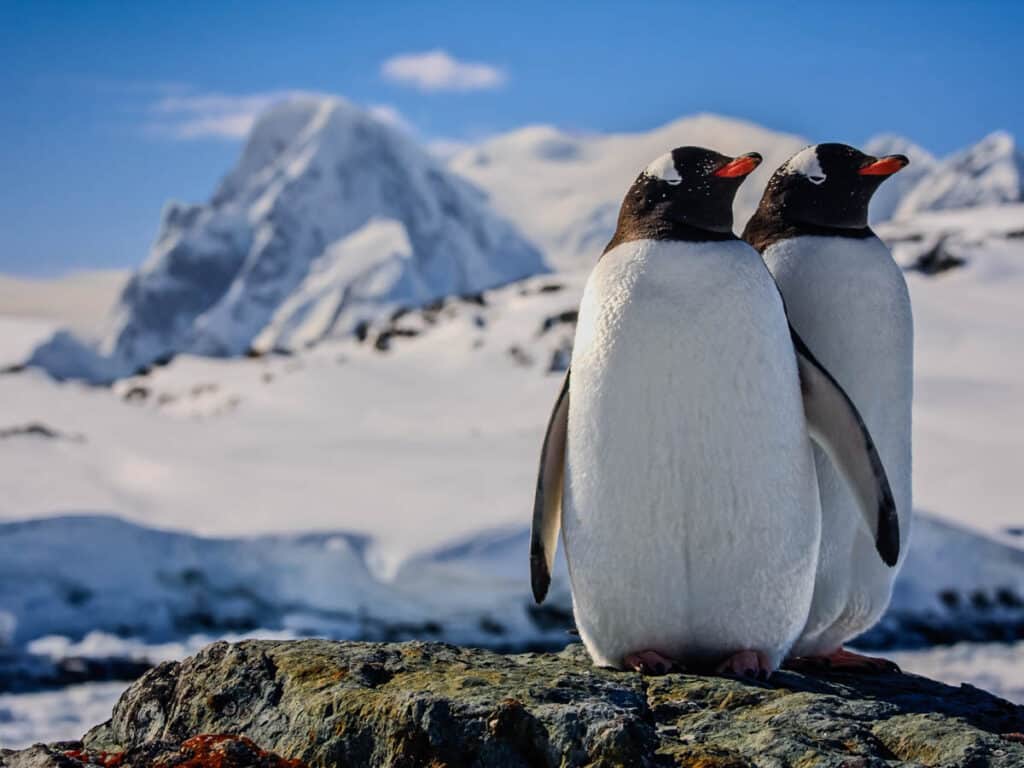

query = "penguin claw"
(785, 648), (901, 675)
(715, 650), (774, 680)
(624, 650), (676, 675)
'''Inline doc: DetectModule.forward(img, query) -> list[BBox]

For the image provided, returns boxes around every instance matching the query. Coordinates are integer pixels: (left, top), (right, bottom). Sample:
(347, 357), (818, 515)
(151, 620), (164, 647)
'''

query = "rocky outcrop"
(5, 639), (1024, 767)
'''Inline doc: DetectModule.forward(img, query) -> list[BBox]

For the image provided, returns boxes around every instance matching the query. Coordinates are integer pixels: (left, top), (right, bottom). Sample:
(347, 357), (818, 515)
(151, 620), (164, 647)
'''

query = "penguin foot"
(786, 647), (900, 674)
(714, 650), (773, 681)
(624, 650), (676, 675)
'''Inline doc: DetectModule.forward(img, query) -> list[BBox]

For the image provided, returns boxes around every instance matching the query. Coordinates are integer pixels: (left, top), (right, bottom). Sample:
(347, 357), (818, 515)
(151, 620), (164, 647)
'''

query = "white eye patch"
(784, 146), (826, 184)
(644, 152), (682, 185)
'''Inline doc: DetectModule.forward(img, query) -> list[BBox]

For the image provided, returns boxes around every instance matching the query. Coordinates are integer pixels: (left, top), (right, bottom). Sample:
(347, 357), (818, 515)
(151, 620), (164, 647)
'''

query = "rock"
(1, 737), (303, 767)
(5, 639), (1023, 767)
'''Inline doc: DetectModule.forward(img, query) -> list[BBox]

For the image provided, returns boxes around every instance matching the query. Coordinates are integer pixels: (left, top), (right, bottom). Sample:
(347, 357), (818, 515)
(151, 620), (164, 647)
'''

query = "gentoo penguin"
(531, 147), (899, 679)
(743, 143), (912, 670)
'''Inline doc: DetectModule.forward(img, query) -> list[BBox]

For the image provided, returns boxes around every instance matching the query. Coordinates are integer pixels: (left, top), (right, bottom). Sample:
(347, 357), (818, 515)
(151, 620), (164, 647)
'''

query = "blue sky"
(1, 0), (1022, 277)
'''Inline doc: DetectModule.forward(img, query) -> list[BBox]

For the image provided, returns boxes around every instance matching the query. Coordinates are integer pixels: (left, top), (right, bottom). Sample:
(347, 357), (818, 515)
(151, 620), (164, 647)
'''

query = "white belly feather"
(564, 238), (821, 669)
(762, 235), (913, 655)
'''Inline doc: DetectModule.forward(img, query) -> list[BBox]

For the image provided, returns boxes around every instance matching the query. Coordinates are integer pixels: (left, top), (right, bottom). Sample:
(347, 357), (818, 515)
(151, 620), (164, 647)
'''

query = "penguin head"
(620, 147), (763, 236)
(759, 143), (909, 229)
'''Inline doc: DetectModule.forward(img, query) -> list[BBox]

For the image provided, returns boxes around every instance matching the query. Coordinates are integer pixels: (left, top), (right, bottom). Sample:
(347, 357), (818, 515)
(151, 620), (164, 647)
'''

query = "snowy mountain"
(448, 115), (809, 270)
(28, 97), (544, 382)
(894, 131), (1024, 219)
(18, 104), (1023, 383)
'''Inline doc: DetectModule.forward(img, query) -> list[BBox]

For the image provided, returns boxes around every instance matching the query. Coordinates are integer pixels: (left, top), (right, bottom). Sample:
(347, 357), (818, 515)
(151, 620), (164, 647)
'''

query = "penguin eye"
(807, 174), (826, 185)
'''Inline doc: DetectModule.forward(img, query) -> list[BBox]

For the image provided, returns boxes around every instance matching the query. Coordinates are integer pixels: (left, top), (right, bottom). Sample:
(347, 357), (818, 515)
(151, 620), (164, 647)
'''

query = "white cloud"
(148, 89), (305, 140)
(381, 50), (505, 92)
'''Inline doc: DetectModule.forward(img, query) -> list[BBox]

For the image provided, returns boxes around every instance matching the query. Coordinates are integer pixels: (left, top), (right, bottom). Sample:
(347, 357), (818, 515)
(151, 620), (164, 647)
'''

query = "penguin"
(743, 143), (912, 671)
(531, 147), (899, 679)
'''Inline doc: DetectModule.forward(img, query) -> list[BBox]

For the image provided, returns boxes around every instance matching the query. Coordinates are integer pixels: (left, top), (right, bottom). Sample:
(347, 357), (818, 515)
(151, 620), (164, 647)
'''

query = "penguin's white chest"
(762, 234), (913, 653)
(563, 238), (821, 669)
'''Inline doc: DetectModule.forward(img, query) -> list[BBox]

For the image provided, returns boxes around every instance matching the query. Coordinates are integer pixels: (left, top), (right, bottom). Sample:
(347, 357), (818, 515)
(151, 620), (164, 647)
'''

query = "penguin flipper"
(530, 370), (570, 603)
(791, 329), (900, 567)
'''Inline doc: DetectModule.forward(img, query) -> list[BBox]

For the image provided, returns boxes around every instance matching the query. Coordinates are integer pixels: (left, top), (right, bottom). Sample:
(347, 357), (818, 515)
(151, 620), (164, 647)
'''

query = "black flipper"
(792, 329), (900, 567)
(530, 370), (570, 603)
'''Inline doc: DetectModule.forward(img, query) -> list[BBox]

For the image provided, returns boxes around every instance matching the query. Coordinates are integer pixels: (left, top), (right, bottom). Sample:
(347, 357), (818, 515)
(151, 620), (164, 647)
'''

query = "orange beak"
(714, 152), (763, 178)
(858, 154), (909, 176)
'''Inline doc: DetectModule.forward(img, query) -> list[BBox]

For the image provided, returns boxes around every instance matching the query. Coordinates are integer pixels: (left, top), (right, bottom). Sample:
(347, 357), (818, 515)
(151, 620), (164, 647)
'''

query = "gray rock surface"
(4, 639), (1024, 767)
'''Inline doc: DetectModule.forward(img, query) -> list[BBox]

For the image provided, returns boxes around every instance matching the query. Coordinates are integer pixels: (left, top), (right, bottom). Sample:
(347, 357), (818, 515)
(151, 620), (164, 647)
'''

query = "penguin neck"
(742, 205), (875, 254)
(603, 218), (737, 258)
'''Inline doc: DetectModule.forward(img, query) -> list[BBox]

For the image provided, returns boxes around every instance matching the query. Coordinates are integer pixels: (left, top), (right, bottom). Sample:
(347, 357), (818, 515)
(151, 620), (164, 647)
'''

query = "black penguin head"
(605, 147), (762, 252)
(758, 143), (909, 229)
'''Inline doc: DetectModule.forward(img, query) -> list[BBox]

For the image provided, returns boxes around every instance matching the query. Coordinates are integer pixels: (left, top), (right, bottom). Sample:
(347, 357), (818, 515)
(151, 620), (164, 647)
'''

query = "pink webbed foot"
(785, 647), (901, 674)
(624, 650), (677, 675)
(714, 650), (774, 681)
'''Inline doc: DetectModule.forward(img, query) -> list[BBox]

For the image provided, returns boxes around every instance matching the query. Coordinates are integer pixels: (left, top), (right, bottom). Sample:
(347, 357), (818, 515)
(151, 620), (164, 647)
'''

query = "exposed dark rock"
(374, 328), (420, 352)
(459, 292), (487, 307)
(906, 236), (967, 275)
(0, 648), (153, 694)
(506, 345), (533, 367)
(538, 309), (578, 335)
(5, 639), (1020, 768)
(121, 386), (149, 403)
(548, 342), (572, 373)
(0, 423), (84, 443)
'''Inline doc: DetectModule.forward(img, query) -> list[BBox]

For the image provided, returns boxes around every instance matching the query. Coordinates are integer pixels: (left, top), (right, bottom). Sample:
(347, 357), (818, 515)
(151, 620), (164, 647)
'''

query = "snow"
(254, 218), (419, 351)
(25, 96), (544, 382)
(450, 115), (809, 270)
(450, 122), (1024, 269)
(0, 317), (59, 370)
(894, 131), (1023, 219)
(0, 682), (127, 749)
(876, 206), (1024, 539)
(888, 642), (1024, 705)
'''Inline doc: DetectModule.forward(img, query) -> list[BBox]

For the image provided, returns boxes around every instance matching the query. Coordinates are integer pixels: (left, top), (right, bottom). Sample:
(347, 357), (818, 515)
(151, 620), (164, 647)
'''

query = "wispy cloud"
(381, 50), (505, 92)
(147, 89), (305, 140)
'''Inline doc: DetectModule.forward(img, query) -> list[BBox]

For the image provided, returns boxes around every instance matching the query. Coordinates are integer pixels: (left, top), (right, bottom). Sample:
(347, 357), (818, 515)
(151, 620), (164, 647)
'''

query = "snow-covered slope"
(895, 131), (1024, 219)
(27, 97), (544, 382)
(449, 115), (809, 270)
(2, 204), (1023, 650)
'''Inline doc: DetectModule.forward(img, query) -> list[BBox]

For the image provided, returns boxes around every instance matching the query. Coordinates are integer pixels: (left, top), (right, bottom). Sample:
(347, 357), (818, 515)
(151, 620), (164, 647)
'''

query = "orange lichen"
(156, 734), (307, 768)
(62, 749), (125, 766)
